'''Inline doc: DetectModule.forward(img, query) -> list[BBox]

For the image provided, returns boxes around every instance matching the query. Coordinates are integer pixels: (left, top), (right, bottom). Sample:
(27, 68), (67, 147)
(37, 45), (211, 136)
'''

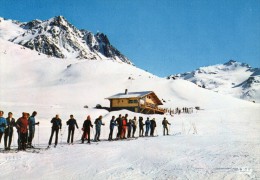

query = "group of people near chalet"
(0, 110), (172, 150)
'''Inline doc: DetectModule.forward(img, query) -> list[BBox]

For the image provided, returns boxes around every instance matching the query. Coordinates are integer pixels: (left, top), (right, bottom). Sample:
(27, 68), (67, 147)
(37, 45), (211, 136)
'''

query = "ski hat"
(87, 115), (91, 120)
(32, 111), (37, 116)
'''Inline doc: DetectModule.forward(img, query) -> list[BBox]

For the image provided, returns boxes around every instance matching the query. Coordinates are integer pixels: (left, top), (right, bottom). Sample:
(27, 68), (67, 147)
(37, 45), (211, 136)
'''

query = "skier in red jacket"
(16, 112), (29, 150)
(121, 116), (127, 139)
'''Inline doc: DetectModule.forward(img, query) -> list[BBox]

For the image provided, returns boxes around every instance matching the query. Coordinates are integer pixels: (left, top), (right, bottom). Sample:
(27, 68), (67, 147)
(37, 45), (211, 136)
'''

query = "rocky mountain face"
(8, 16), (132, 64)
(167, 60), (260, 102)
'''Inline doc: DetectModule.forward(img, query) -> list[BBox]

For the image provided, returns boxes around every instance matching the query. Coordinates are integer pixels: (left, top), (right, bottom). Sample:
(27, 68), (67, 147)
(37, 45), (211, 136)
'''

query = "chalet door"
(135, 107), (138, 112)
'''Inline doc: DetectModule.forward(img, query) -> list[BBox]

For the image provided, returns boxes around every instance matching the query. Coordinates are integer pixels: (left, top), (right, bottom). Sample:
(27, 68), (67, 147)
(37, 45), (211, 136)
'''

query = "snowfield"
(0, 37), (260, 179)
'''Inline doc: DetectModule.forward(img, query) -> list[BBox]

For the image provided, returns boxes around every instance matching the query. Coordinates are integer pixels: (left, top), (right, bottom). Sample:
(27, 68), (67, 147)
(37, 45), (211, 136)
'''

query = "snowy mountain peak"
(167, 60), (260, 103)
(224, 59), (237, 66)
(0, 16), (132, 64)
(223, 60), (251, 68)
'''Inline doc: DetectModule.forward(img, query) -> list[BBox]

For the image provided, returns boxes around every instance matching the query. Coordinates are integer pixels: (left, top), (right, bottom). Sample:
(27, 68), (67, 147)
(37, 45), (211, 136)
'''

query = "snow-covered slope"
(0, 16), (132, 64)
(0, 31), (259, 179)
(168, 60), (260, 103)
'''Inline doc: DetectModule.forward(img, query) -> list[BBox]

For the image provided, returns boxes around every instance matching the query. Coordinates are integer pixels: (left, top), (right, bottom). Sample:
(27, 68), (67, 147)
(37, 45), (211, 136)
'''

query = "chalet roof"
(106, 91), (163, 105)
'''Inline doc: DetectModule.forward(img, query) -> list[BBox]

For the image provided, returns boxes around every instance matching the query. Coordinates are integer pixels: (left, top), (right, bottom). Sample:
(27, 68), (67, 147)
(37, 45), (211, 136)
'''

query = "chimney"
(125, 89), (128, 95)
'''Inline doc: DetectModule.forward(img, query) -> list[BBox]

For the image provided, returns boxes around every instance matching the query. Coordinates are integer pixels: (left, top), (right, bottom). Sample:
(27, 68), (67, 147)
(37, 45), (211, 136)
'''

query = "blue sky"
(1, 0), (260, 77)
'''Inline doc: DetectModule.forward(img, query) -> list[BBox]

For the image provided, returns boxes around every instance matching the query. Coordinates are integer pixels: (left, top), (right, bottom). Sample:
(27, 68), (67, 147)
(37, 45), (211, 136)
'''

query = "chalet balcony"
(140, 102), (165, 114)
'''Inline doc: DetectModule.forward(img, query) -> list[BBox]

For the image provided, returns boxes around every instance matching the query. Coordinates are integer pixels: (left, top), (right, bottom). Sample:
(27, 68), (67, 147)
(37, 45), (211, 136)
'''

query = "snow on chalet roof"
(106, 91), (153, 99)
(106, 91), (163, 105)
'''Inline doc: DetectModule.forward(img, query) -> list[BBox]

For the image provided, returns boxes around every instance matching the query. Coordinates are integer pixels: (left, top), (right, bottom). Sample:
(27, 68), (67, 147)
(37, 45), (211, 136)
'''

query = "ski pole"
(75, 129), (81, 141)
(60, 128), (63, 144)
(104, 124), (106, 140)
(8, 121), (10, 149)
(33, 129), (36, 148)
(12, 129), (15, 149)
(92, 128), (95, 141)
(38, 125), (39, 147)
(26, 129), (29, 149)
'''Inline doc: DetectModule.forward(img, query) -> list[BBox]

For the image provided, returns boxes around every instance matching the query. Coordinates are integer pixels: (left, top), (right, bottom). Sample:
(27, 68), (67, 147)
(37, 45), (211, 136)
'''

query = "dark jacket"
(145, 120), (151, 127)
(139, 118), (144, 127)
(83, 119), (93, 131)
(110, 119), (117, 129)
(127, 119), (133, 127)
(66, 118), (79, 129)
(150, 119), (156, 128)
(51, 118), (62, 130)
(6, 117), (15, 130)
(116, 117), (122, 127)
(162, 119), (170, 127)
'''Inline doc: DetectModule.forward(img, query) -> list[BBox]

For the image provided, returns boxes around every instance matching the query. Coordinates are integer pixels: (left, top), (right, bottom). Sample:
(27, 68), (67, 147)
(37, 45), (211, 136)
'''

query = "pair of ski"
(0, 147), (44, 153)
(139, 135), (159, 138)
(162, 132), (182, 136)
(110, 137), (138, 141)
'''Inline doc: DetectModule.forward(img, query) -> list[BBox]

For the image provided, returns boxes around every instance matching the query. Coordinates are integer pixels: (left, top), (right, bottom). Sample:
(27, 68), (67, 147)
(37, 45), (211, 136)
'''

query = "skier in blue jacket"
(94, 115), (105, 141)
(108, 116), (117, 141)
(28, 111), (40, 148)
(0, 110), (7, 144)
(145, 117), (151, 136)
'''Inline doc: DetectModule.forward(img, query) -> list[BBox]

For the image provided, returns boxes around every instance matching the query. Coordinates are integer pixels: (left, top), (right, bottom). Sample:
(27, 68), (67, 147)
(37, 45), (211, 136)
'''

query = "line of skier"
(0, 110), (172, 150)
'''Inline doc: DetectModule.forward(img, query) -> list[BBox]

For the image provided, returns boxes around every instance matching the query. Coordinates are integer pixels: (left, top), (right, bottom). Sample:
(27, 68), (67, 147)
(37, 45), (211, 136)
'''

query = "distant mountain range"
(0, 16), (132, 64)
(1, 17), (259, 103)
(167, 60), (260, 102)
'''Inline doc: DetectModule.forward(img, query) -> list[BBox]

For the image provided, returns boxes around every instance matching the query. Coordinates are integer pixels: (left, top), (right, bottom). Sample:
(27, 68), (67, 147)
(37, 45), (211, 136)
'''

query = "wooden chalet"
(106, 89), (165, 114)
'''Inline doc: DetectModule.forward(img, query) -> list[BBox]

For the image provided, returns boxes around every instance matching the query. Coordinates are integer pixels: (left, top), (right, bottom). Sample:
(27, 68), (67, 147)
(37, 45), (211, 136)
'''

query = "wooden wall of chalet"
(111, 98), (139, 107)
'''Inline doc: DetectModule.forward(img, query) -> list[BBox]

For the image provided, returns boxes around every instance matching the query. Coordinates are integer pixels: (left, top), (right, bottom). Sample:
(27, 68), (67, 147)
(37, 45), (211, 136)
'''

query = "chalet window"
(128, 100), (138, 104)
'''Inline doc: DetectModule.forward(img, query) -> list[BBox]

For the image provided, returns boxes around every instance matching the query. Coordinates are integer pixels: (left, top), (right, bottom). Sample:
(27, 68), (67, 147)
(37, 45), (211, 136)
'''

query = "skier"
(124, 114), (129, 138)
(139, 117), (144, 137)
(145, 117), (151, 136)
(121, 116), (127, 139)
(28, 111), (40, 148)
(132, 116), (137, 138)
(82, 115), (93, 144)
(127, 118), (133, 138)
(0, 110), (7, 145)
(94, 115), (105, 141)
(162, 117), (171, 135)
(150, 118), (157, 136)
(108, 116), (117, 141)
(16, 112), (29, 150)
(4, 112), (15, 150)
(48, 114), (62, 147)
(115, 114), (122, 139)
(66, 115), (79, 144)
